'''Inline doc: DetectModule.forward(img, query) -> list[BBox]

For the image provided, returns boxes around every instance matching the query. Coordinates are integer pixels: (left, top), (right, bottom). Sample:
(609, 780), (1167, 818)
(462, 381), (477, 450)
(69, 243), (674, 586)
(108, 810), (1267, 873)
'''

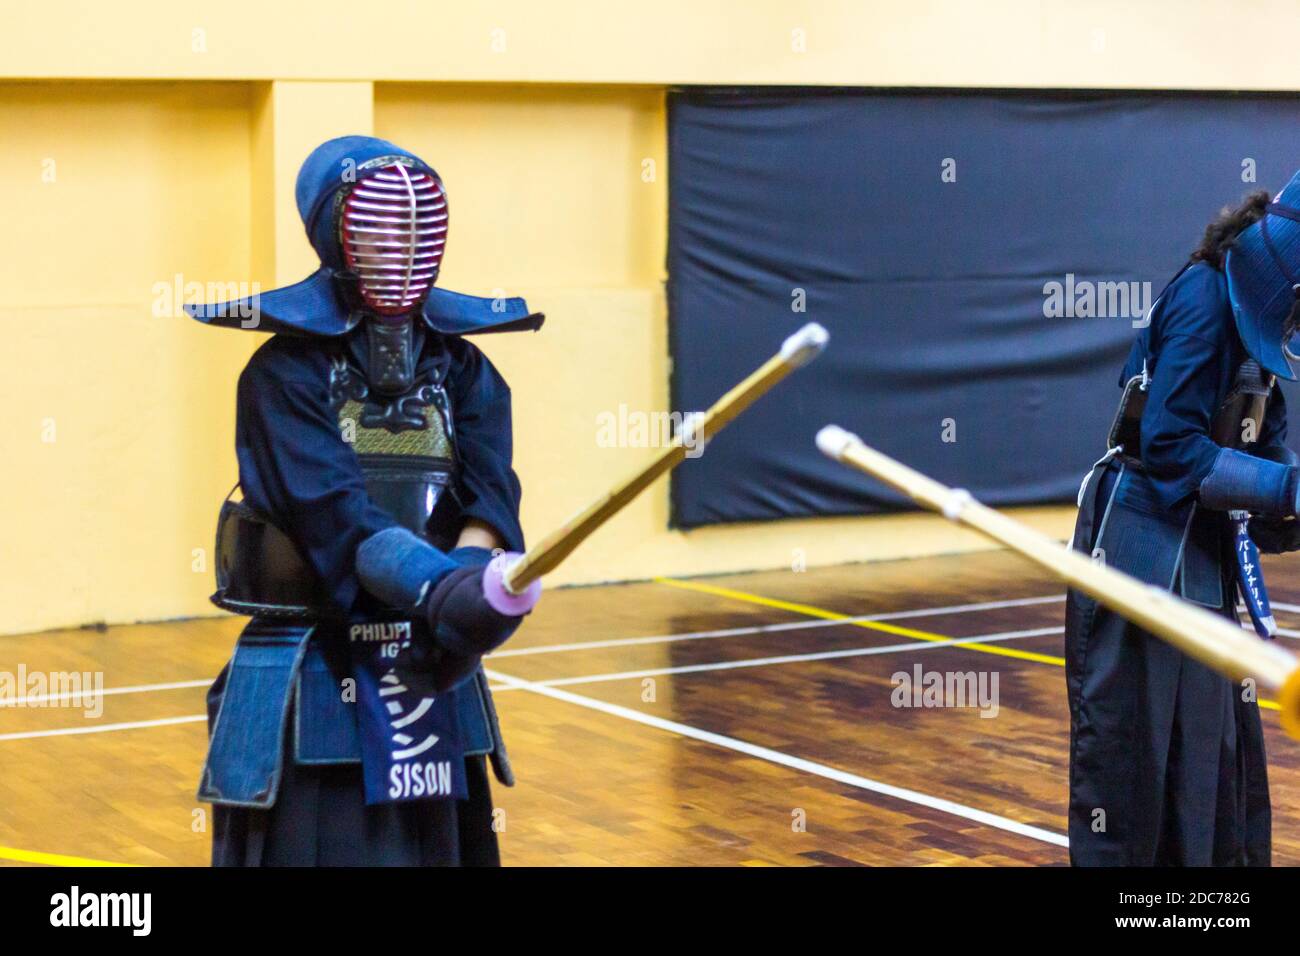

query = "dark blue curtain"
(668, 88), (1300, 528)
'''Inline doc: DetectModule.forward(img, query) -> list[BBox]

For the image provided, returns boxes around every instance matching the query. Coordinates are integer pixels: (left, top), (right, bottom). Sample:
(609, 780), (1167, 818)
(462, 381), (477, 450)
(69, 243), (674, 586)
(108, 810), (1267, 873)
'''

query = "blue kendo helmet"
(295, 135), (440, 271)
(184, 134), (544, 338)
(1226, 169), (1300, 381)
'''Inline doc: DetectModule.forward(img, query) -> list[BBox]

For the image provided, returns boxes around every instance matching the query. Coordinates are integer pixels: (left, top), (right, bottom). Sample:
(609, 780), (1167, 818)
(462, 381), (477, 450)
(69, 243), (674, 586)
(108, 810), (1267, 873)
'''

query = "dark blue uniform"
(1067, 263), (1278, 865)
(205, 328), (525, 866)
(188, 135), (544, 866)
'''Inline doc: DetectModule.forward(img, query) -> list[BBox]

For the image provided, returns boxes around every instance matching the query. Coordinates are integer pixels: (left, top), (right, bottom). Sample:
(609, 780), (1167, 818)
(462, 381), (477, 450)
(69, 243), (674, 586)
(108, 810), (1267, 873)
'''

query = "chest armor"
(1088, 356), (1276, 614)
(212, 323), (461, 617)
(1209, 359), (1273, 450)
(328, 331), (460, 550)
(1109, 357), (1274, 458)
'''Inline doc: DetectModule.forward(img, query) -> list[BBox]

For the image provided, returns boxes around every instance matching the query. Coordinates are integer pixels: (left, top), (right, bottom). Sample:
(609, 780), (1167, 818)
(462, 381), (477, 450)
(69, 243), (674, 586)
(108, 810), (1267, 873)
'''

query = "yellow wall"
(5, 1), (1300, 90)
(8, 1), (1288, 635)
(0, 82), (259, 634)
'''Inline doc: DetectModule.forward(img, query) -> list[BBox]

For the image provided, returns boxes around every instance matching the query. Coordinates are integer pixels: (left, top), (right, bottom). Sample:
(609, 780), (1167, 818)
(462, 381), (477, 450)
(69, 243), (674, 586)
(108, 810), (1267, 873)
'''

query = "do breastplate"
(1108, 357), (1274, 459)
(1209, 358), (1273, 450)
(212, 322), (461, 618)
(329, 322), (460, 550)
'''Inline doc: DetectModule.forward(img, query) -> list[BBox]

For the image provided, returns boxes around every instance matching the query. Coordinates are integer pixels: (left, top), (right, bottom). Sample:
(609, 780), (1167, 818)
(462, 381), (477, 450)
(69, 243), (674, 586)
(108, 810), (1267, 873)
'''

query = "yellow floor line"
(0, 845), (134, 867)
(654, 576), (1284, 712)
(654, 577), (1066, 665)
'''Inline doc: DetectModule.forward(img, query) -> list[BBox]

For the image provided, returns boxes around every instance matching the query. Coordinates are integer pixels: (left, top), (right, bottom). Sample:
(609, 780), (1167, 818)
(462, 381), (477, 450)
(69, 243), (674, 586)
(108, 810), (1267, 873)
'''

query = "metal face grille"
(341, 162), (447, 315)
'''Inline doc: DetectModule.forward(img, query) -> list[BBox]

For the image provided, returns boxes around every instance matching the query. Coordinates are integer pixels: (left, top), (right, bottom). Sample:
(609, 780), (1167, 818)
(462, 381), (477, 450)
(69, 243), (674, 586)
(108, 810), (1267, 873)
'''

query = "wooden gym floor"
(4, 548), (1300, 867)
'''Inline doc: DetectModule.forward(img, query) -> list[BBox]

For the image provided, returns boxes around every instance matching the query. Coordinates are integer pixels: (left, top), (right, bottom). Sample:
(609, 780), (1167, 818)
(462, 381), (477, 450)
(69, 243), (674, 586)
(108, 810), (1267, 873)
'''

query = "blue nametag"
(1230, 510), (1277, 640)
(348, 620), (468, 804)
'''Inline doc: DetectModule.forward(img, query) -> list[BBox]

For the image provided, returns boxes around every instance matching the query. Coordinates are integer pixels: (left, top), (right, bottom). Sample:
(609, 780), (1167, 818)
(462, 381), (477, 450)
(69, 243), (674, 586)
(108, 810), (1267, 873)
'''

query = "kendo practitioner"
(186, 135), (543, 866)
(1067, 173), (1300, 866)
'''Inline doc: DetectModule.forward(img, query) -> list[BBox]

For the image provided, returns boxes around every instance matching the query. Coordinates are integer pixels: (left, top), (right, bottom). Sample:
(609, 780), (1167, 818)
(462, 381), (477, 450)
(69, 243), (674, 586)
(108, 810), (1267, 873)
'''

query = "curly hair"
(1190, 190), (1272, 269)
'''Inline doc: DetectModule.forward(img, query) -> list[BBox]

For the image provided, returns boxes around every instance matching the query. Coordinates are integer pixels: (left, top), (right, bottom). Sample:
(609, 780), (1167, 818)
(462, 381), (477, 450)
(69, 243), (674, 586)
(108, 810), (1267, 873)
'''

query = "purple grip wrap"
(481, 552), (542, 616)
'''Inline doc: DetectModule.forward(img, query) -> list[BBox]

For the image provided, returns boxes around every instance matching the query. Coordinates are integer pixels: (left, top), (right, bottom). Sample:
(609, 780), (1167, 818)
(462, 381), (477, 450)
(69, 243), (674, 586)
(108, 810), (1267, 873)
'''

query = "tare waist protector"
(199, 619), (509, 807)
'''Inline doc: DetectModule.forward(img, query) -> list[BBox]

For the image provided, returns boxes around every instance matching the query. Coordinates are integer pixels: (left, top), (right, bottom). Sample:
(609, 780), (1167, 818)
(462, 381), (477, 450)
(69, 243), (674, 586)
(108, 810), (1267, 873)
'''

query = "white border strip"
(1, 637), (1073, 849)
(0, 624), (1062, 715)
(1267, 601), (1300, 637)
(0, 596), (1068, 708)
(0, 714), (207, 742)
(492, 626), (1062, 690)
(490, 594), (1065, 659)
(1, 679), (211, 709)
(484, 666), (1069, 849)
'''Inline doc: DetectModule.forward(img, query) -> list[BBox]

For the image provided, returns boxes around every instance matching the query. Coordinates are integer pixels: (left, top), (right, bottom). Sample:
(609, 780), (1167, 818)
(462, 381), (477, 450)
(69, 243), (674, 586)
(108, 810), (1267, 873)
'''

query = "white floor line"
(484, 666), (1069, 849)
(490, 593), (1065, 659)
(1231, 604), (1300, 639)
(0, 625), (1063, 736)
(0, 678), (211, 709)
(0, 714), (207, 742)
(489, 626), (1063, 691)
(0, 595), (1066, 709)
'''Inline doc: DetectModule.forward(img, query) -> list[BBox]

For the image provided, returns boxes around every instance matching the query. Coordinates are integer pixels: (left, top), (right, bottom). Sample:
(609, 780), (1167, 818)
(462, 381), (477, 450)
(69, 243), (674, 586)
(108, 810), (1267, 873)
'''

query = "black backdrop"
(667, 88), (1300, 528)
